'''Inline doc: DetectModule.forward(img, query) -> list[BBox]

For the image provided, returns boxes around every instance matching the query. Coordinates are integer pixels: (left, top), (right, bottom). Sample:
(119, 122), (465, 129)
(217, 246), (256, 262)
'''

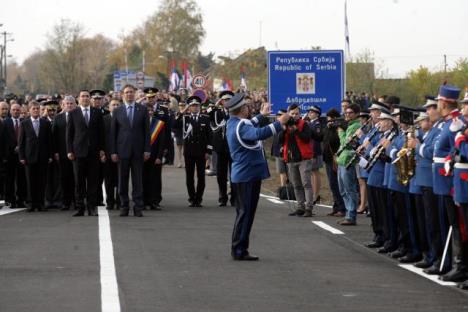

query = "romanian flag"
(150, 118), (165, 146)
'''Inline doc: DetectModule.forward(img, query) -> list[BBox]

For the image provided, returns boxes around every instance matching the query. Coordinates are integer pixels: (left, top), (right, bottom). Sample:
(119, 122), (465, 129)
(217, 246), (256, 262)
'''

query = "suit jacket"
(53, 113), (68, 159)
(67, 106), (104, 158)
(110, 103), (150, 159)
(0, 120), (9, 160)
(103, 114), (113, 157)
(18, 118), (53, 164)
(4, 117), (20, 156)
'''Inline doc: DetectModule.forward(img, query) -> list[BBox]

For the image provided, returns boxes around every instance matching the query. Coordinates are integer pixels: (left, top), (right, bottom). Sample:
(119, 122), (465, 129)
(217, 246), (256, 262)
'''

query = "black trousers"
(96, 163), (104, 204)
(412, 193), (429, 256)
(216, 152), (235, 204)
(5, 154), (26, 205)
(59, 157), (75, 207)
(184, 154), (205, 203)
(104, 160), (119, 207)
(367, 185), (386, 243)
(45, 160), (62, 206)
(231, 180), (262, 257)
(143, 160), (163, 205)
(73, 155), (99, 211)
(25, 162), (48, 209)
(392, 191), (410, 251)
(421, 187), (443, 264)
(118, 156), (144, 211)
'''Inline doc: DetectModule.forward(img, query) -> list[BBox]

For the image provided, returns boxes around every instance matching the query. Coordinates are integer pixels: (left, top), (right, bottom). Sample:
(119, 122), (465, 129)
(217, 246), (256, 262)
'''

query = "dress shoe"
(150, 204), (162, 211)
(390, 249), (407, 259)
(232, 254), (259, 261)
(73, 211), (85, 217)
(423, 265), (446, 275)
(38, 207), (47, 212)
(333, 211), (346, 217)
(302, 210), (313, 218)
(439, 269), (468, 282)
(457, 280), (468, 290)
(9, 203), (18, 208)
(26, 208), (35, 212)
(120, 209), (129, 217)
(414, 259), (433, 269)
(88, 210), (98, 216)
(134, 211), (144, 217)
(365, 241), (383, 249)
(106, 205), (114, 210)
(338, 219), (356, 226)
(378, 245), (397, 254)
(288, 210), (305, 216)
(399, 254), (422, 264)
(230, 200), (236, 207)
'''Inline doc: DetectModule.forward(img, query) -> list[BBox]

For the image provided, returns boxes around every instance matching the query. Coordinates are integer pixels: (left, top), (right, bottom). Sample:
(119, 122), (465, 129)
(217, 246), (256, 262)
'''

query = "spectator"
(271, 109), (287, 187)
(307, 105), (324, 205)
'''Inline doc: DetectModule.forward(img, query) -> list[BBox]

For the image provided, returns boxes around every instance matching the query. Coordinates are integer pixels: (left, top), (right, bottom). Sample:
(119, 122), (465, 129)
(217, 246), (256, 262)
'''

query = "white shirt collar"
(80, 105), (90, 112)
(31, 116), (39, 122)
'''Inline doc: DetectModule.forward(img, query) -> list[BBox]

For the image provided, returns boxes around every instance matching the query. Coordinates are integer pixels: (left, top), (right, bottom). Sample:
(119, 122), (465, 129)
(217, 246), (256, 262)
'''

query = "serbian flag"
(240, 66), (247, 91)
(181, 62), (193, 92)
(150, 118), (165, 146)
(169, 60), (180, 92)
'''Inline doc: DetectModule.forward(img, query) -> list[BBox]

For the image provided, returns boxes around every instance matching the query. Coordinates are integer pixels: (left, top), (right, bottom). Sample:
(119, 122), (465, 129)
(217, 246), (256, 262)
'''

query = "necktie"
(128, 105), (134, 127)
(14, 119), (19, 141)
(33, 119), (39, 137)
(84, 108), (89, 125)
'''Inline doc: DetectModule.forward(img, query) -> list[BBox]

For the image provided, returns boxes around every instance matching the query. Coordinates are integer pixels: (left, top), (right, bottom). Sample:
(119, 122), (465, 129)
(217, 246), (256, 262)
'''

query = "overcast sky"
(1, 0), (467, 78)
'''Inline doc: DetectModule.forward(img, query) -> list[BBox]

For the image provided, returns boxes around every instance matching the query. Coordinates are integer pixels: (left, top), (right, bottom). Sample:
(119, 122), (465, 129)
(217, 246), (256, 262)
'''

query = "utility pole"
(443, 54), (447, 74)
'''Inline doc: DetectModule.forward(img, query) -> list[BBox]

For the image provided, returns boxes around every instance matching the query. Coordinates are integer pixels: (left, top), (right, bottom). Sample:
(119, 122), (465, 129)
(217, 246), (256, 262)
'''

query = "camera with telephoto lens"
(286, 117), (297, 127)
(328, 118), (348, 130)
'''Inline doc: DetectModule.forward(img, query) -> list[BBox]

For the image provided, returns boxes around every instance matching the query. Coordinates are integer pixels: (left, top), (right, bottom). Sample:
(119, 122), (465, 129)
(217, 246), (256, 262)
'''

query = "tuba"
(392, 126), (416, 186)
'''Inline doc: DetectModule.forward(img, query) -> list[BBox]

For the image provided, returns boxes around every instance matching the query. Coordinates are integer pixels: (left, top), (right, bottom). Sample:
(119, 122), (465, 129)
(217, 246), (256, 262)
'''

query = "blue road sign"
(268, 50), (344, 114)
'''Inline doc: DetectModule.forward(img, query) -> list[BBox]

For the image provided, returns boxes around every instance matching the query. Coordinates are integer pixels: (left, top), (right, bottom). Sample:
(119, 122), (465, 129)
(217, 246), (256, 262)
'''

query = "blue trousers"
(231, 180), (261, 257)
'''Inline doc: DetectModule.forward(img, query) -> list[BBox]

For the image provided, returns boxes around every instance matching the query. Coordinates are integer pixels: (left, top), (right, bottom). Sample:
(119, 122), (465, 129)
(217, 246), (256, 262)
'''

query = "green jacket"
(337, 119), (361, 166)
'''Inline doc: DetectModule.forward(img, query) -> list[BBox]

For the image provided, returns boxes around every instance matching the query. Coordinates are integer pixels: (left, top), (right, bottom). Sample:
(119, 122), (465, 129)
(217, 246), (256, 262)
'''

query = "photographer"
(279, 104), (314, 217)
(323, 108), (346, 217)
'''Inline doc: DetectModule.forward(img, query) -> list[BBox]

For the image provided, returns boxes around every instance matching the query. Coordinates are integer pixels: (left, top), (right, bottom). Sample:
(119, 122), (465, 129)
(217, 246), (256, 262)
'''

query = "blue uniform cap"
(224, 93), (246, 112)
(435, 85), (460, 102)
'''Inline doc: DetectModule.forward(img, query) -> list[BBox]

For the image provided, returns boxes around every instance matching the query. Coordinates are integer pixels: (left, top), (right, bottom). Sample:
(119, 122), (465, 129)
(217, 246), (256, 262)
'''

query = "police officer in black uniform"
(174, 95), (212, 207)
(209, 91), (236, 206)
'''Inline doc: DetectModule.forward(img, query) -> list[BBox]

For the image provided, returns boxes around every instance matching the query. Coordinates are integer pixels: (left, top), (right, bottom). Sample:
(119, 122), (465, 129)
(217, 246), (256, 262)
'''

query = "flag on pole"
(169, 60), (180, 92)
(181, 62), (193, 92)
(240, 66), (247, 91)
(344, 0), (351, 58)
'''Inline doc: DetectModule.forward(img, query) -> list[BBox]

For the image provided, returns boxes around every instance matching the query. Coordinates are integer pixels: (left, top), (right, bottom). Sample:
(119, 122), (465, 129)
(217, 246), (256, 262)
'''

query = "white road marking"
(267, 198), (284, 204)
(98, 207), (121, 312)
(312, 221), (345, 235)
(0, 208), (26, 216)
(399, 264), (457, 287)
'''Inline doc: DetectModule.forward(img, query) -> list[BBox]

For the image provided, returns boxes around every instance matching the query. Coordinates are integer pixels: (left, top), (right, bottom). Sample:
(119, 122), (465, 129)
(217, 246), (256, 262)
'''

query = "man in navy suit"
(110, 84), (150, 217)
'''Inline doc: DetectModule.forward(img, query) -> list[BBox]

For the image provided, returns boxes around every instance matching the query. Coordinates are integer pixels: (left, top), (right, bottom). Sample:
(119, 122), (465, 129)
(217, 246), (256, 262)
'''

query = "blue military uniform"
(225, 93), (282, 260)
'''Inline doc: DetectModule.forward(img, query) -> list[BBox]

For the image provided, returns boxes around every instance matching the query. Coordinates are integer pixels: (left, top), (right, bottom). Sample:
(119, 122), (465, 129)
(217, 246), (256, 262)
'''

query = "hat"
(224, 93), (246, 112)
(90, 89), (105, 99)
(186, 95), (202, 106)
(359, 110), (370, 118)
(423, 95), (438, 108)
(460, 88), (468, 104)
(415, 112), (429, 123)
(276, 109), (287, 116)
(308, 105), (321, 115)
(219, 90), (234, 101)
(377, 112), (394, 121)
(369, 102), (390, 114)
(144, 87), (159, 98)
(435, 84), (460, 102)
(43, 100), (59, 108)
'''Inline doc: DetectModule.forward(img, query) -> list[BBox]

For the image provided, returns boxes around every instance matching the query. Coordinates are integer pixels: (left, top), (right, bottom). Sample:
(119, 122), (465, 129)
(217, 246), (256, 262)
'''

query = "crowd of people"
(2, 83), (468, 269)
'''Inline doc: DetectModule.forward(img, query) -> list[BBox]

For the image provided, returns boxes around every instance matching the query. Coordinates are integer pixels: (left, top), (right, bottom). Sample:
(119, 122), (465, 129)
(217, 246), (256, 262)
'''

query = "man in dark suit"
(0, 117), (10, 203)
(4, 103), (26, 208)
(110, 84), (150, 217)
(173, 96), (212, 207)
(103, 99), (120, 210)
(18, 101), (53, 212)
(53, 96), (76, 210)
(67, 90), (105, 217)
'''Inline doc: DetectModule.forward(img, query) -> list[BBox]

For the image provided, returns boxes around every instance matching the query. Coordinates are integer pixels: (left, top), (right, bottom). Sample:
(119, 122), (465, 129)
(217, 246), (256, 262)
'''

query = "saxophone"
(392, 126), (416, 186)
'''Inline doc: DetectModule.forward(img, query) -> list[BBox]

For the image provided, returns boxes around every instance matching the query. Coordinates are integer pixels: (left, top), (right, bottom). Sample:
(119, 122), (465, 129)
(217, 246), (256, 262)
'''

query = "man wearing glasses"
(336, 104), (361, 225)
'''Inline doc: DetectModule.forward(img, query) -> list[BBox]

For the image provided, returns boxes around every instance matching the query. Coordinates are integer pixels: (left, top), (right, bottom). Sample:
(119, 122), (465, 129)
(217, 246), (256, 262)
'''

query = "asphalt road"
(1, 166), (468, 312)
